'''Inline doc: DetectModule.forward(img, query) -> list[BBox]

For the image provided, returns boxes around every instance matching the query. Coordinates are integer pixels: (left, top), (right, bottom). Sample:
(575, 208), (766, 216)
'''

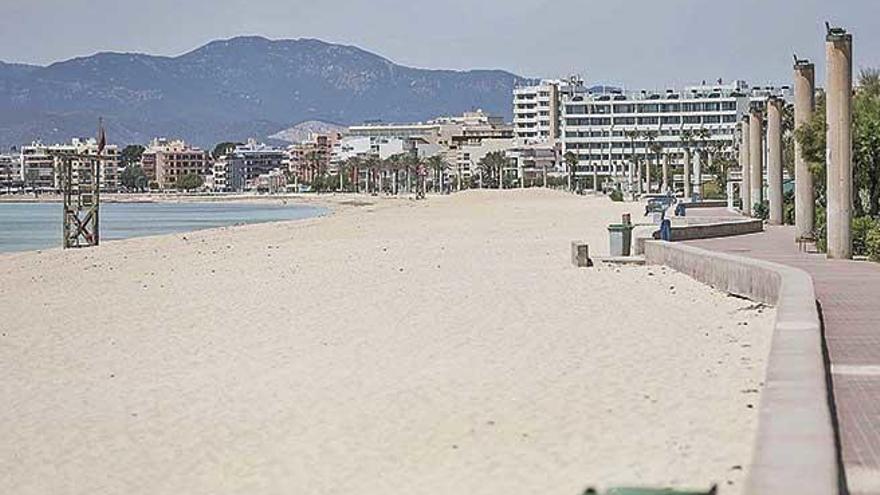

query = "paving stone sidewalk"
(681, 214), (880, 495)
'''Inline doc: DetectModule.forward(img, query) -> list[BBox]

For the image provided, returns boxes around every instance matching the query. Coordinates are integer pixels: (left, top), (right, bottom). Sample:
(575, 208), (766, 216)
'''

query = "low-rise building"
(141, 138), (211, 189)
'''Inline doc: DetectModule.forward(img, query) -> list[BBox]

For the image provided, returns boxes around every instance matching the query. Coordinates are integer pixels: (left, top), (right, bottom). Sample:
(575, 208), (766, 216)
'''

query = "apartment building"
(19, 139), (119, 191)
(560, 80), (789, 192)
(213, 139), (285, 191)
(513, 77), (586, 145)
(141, 138), (211, 189)
(287, 132), (339, 184)
(0, 154), (20, 189)
(345, 110), (512, 177)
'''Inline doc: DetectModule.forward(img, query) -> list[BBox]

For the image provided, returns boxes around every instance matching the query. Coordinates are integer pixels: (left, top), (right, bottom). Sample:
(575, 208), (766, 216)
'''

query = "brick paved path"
(682, 211), (880, 494)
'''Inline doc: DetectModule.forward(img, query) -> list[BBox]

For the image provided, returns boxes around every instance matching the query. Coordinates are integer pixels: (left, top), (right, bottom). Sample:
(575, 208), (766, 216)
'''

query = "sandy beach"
(0, 189), (773, 494)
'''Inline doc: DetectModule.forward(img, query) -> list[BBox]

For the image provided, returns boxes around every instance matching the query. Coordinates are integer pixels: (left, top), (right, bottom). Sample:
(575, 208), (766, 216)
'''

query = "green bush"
(702, 181), (724, 199)
(752, 201), (769, 220)
(866, 224), (880, 262)
(814, 206), (827, 252)
(783, 190), (795, 225)
(853, 216), (880, 257)
(609, 189), (624, 202)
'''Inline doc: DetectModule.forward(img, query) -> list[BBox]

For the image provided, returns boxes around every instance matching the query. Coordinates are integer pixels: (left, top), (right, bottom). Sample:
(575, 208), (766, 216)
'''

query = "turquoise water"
(0, 202), (328, 253)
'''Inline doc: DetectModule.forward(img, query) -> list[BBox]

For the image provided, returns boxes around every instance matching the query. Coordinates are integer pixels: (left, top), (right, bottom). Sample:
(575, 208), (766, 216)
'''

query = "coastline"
(0, 189), (774, 494)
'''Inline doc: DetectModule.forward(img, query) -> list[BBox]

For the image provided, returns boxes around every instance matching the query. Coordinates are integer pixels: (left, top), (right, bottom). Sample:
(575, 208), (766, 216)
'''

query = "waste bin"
(608, 223), (634, 257)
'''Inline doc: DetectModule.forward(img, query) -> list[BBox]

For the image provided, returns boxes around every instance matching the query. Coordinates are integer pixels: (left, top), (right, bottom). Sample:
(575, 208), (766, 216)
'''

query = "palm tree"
(364, 155), (381, 195)
(693, 127), (711, 197)
(640, 130), (658, 194)
(563, 151), (577, 192)
(679, 128), (695, 199)
(426, 155), (448, 193)
(479, 151), (507, 190)
(625, 128), (640, 195)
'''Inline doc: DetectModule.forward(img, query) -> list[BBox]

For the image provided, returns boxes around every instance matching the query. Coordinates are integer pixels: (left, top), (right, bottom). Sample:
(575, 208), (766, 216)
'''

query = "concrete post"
(826, 27), (853, 259)
(645, 156), (652, 194)
(740, 116), (752, 215)
(662, 154), (670, 193)
(767, 96), (784, 225)
(694, 150), (702, 199)
(683, 148), (692, 201)
(794, 59), (816, 238)
(749, 106), (764, 213)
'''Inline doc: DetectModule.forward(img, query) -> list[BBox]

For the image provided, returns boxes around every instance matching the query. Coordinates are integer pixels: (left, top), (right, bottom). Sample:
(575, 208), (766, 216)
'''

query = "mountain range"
(0, 36), (533, 149)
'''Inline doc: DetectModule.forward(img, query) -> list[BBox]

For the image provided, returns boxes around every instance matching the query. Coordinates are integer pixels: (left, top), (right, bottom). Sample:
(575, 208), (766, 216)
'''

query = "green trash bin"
(608, 223), (634, 257)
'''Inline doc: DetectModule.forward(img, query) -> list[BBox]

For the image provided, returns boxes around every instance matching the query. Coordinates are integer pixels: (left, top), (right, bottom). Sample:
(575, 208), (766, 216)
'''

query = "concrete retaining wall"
(644, 240), (838, 495)
(666, 219), (764, 241)
(679, 199), (729, 209)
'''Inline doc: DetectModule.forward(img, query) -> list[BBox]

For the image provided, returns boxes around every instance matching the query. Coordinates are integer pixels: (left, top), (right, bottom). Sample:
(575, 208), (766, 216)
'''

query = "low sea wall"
(666, 218), (764, 241)
(644, 240), (838, 495)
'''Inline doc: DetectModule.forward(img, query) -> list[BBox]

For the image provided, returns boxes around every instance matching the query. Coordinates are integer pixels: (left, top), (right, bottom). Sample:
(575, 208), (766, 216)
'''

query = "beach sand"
(0, 189), (773, 494)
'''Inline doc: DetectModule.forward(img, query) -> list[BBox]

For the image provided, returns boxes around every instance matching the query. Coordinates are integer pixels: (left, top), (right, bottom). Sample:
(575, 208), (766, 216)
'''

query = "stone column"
(694, 150), (703, 199)
(767, 96), (784, 224)
(749, 106), (764, 213)
(826, 27), (853, 259)
(662, 154), (670, 193)
(740, 116), (752, 215)
(794, 59), (816, 238)
(683, 148), (692, 201)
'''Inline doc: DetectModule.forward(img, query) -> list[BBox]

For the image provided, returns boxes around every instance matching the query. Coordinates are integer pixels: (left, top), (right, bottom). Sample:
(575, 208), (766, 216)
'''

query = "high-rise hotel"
(559, 80), (787, 191)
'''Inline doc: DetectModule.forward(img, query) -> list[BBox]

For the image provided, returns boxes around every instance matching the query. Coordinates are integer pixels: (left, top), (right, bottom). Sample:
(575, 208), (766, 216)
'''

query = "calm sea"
(0, 201), (328, 253)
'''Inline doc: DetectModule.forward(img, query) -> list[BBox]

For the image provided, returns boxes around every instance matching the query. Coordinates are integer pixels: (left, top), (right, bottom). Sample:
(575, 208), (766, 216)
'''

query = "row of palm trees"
(294, 150), (528, 195)
(565, 126), (734, 196)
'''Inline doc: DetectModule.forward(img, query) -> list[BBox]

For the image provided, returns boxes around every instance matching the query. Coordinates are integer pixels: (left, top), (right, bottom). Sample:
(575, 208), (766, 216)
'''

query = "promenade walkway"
(683, 208), (880, 494)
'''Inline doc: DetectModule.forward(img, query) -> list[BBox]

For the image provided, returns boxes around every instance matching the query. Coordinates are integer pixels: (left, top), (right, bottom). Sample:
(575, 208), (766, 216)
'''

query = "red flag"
(97, 118), (106, 155)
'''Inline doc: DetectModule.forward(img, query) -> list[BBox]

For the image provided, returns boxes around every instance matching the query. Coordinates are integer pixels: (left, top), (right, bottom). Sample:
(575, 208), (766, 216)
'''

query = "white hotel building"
(513, 77), (586, 144)
(560, 80), (788, 192)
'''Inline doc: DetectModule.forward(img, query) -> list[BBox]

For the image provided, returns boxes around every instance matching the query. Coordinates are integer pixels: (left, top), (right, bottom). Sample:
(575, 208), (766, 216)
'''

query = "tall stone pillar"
(794, 59), (816, 238)
(694, 150), (703, 199)
(662, 154), (670, 193)
(749, 106), (764, 214)
(767, 96), (784, 224)
(826, 27), (853, 259)
(683, 148), (692, 201)
(593, 161), (599, 192)
(740, 116), (752, 215)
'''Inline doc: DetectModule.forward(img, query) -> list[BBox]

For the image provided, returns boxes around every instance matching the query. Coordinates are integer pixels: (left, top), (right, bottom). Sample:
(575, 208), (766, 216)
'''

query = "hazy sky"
(2, 0), (878, 88)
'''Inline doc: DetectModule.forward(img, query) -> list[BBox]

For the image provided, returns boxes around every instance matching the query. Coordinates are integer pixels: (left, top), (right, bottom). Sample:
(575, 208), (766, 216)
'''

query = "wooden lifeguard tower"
(60, 121), (106, 249)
